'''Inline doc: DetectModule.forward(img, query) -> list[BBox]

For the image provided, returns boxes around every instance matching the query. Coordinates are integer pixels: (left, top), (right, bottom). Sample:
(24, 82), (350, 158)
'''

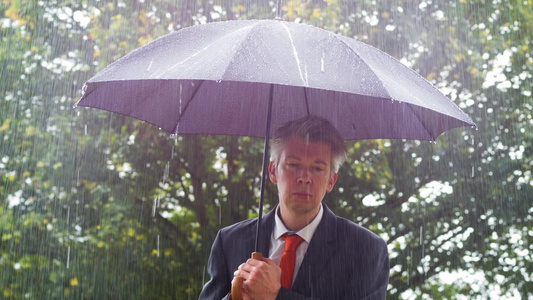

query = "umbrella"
(76, 18), (476, 298)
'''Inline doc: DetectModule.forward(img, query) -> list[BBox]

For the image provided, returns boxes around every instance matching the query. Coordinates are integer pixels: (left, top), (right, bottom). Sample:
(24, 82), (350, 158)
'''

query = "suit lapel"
(238, 209), (276, 264)
(291, 204), (337, 291)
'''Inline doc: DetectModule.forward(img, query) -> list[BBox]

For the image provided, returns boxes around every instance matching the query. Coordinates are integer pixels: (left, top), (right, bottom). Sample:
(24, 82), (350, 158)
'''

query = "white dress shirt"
(268, 204), (324, 283)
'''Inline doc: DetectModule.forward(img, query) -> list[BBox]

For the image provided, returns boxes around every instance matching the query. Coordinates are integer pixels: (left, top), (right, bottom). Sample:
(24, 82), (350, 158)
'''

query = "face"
(269, 137), (338, 221)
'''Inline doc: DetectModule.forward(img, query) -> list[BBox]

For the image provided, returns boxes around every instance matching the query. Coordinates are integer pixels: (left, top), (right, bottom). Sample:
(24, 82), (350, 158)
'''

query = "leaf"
(0, 118), (11, 132)
(70, 277), (79, 287)
(25, 125), (37, 137)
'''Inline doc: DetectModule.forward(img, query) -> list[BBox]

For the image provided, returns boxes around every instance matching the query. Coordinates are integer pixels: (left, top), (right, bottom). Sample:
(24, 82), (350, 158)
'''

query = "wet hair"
(270, 116), (348, 173)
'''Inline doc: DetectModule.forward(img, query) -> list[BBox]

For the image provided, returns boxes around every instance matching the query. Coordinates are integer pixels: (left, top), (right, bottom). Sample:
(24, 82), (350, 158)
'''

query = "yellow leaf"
(232, 5), (245, 13)
(25, 125), (37, 137)
(53, 162), (62, 169)
(111, 14), (122, 20)
(0, 118), (11, 132)
(70, 277), (79, 287)
(81, 179), (98, 190)
(97, 241), (105, 248)
(6, 5), (27, 26)
(128, 228), (135, 237)
(164, 248), (174, 257)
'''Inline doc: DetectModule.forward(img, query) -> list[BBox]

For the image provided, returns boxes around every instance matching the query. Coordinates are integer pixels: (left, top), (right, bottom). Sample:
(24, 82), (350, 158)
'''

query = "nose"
(297, 168), (311, 184)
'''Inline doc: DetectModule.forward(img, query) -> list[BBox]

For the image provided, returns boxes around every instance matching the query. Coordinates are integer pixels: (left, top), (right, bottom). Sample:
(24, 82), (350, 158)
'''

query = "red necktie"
(279, 234), (304, 289)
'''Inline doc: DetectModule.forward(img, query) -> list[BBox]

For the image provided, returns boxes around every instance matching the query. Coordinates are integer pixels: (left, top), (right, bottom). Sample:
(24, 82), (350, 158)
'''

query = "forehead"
(281, 138), (332, 162)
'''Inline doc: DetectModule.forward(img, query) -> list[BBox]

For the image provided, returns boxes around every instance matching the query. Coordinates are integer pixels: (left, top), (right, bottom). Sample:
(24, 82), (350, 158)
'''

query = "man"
(199, 116), (389, 300)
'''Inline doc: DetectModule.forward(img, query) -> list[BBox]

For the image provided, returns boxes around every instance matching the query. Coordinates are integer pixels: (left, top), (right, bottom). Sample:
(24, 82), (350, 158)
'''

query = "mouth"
(293, 192), (311, 198)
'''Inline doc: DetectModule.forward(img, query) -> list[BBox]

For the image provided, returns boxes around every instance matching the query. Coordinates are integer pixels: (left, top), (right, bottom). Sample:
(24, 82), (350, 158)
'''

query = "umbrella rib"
(173, 80), (204, 134)
(220, 23), (260, 80)
(280, 22), (308, 87)
(405, 103), (436, 141)
(155, 25), (255, 79)
(336, 37), (392, 100)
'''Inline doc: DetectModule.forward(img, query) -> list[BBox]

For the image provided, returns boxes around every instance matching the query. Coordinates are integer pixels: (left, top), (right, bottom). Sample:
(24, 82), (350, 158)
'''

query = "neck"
(279, 205), (320, 231)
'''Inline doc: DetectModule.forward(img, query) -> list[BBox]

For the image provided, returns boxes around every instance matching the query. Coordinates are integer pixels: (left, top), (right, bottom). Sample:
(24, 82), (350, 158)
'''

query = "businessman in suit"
(199, 116), (389, 299)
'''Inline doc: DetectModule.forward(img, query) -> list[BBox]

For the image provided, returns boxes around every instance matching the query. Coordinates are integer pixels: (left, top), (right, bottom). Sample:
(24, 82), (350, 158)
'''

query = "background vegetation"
(1, 0), (531, 299)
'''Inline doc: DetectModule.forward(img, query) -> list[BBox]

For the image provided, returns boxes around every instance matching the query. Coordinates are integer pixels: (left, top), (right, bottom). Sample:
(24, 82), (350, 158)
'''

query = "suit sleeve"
(356, 237), (389, 300)
(198, 231), (231, 300)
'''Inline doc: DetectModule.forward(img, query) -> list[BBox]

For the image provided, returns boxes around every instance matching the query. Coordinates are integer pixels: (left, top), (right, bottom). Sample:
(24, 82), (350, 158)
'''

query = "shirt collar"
(273, 204), (324, 244)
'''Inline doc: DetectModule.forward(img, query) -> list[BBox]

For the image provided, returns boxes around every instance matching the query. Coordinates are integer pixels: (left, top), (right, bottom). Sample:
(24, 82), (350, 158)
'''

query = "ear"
(268, 161), (278, 184)
(326, 173), (338, 193)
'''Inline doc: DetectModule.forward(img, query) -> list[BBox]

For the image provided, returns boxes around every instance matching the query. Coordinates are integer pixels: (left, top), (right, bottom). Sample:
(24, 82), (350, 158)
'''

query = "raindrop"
(84, 124), (87, 135)
(320, 51), (325, 72)
(202, 266), (206, 286)
(66, 246), (71, 269)
(472, 166), (475, 178)
(152, 197), (158, 217)
(163, 161), (170, 182)
(157, 235), (160, 257)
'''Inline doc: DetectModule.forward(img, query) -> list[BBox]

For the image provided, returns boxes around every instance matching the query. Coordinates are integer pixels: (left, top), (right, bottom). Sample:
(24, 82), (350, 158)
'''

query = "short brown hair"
(270, 116), (348, 173)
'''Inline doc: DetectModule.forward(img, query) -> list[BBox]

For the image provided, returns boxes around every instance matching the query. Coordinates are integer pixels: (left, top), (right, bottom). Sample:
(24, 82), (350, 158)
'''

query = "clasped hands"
(233, 257), (282, 300)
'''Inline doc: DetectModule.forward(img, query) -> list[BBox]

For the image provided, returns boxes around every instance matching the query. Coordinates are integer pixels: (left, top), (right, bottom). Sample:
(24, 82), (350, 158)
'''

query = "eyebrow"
(286, 155), (328, 166)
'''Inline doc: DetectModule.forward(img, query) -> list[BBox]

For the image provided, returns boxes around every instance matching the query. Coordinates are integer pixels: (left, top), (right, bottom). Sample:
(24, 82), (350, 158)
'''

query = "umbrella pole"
(254, 84), (274, 253)
(232, 86), (274, 300)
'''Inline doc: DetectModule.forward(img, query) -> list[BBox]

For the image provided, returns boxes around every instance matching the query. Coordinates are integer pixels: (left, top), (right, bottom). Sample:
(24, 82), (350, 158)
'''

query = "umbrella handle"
(231, 252), (263, 300)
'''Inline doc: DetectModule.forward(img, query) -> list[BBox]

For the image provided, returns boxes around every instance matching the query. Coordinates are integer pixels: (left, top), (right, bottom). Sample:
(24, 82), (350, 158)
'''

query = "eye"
(312, 166), (323, 172)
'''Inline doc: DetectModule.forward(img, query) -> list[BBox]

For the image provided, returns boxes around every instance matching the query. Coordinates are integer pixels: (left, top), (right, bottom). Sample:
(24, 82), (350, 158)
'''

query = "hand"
(233, 257), (281, 300)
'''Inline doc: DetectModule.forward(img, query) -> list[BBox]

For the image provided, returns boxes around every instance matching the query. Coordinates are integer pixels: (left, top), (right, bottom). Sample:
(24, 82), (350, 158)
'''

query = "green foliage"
(1, 0), (531, 299)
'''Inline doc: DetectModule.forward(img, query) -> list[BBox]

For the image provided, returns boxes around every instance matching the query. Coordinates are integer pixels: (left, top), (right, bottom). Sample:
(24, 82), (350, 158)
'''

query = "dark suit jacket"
(198, 204), (389, 299)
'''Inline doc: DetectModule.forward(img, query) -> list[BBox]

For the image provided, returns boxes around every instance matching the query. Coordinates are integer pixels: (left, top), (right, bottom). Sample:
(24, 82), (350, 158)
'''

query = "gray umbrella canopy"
(77, 19), (475, 141)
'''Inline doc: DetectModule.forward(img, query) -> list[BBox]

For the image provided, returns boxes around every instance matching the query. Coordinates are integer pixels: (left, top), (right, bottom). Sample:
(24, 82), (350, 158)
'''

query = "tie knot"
(282, 234), (304, 252)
